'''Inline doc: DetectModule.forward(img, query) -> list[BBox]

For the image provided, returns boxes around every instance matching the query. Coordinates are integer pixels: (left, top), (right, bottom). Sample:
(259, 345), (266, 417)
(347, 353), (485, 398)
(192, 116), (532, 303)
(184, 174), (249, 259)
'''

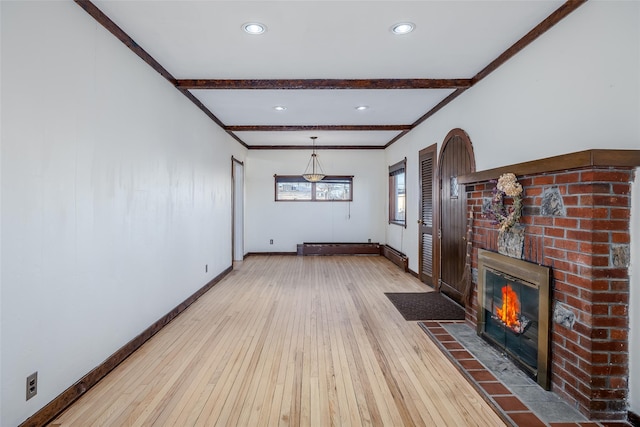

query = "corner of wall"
(630, 169), (640, 415)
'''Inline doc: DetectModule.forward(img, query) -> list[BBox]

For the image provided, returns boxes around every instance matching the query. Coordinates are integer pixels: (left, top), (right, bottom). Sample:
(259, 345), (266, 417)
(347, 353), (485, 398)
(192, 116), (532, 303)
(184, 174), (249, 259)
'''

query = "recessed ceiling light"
(391, 22), (415, 35)
(273, 106), (287, 111)
(355, 105), (369, 111)
(243, 22), (266, 35)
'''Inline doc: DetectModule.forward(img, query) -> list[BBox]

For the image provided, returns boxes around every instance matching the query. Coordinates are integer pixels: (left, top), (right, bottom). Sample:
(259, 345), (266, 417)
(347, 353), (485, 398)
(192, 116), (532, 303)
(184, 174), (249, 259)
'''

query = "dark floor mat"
(385, 292), (465, 321)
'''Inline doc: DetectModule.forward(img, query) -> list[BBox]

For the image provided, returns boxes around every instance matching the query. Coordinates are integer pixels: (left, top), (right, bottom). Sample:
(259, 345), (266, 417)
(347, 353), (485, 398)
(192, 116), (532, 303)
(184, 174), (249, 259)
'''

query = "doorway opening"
(232, 157), (244, 262)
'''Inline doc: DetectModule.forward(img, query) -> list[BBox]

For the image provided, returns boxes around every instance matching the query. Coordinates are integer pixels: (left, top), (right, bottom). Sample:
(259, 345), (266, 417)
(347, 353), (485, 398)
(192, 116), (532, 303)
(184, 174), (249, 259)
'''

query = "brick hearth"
(464, 165), (634, 421)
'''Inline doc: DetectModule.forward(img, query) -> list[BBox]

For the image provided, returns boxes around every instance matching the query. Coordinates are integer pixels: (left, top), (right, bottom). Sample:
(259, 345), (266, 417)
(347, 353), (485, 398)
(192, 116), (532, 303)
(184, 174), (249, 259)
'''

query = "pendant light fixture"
(302, 136), (325, 182)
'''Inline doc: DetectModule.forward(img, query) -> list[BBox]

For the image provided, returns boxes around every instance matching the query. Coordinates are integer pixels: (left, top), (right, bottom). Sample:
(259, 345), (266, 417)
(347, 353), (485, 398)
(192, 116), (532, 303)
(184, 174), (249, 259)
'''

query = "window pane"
(275, 176), (352, 201)
(316, 181), (351, 200)
(396, 172), (405, 222)
(389, 162), (406, 225)
(394, 172), (406, 221)
(277, 181), (312, 200)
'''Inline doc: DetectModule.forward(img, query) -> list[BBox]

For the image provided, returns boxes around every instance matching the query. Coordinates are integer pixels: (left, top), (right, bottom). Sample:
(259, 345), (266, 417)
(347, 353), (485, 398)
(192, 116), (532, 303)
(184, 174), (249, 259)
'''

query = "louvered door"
(418, 144), (437, 286)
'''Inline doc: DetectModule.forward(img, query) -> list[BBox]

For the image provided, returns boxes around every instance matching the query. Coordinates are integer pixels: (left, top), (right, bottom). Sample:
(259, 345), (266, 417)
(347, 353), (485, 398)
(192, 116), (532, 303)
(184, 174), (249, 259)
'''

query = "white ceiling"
(91, 0), (567, 149)
(193, 88), (453, 124)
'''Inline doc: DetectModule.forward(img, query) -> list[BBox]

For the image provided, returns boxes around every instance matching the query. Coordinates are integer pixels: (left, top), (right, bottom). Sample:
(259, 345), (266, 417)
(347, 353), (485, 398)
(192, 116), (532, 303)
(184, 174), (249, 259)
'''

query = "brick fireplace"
(459, 150), (639, 422)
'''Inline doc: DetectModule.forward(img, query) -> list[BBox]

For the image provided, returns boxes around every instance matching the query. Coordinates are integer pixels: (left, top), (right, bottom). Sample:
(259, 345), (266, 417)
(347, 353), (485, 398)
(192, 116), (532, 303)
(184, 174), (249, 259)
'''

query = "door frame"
(435, 128), (475, 297)
(231, 156), (244, 262)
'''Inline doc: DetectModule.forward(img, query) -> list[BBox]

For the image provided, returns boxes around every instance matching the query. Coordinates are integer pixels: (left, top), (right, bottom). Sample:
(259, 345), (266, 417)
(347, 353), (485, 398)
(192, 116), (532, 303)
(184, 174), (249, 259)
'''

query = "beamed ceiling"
(76, 0), (587, 150)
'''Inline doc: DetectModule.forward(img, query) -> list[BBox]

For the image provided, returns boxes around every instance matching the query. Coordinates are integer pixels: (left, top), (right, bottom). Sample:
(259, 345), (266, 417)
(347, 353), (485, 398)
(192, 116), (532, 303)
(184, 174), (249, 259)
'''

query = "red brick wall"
(465, 167), (634, 421)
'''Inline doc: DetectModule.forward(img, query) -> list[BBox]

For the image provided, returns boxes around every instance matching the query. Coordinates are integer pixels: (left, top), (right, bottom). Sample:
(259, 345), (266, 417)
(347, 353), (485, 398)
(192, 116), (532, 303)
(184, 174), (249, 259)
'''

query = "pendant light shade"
(302, 136), (325, 182)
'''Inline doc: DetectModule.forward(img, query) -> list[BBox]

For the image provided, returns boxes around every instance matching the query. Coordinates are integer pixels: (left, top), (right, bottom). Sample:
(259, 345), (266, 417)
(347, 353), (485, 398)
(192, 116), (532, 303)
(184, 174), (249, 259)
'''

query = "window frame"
(274, 175), (354, 202)
(389, 158), (407, 227)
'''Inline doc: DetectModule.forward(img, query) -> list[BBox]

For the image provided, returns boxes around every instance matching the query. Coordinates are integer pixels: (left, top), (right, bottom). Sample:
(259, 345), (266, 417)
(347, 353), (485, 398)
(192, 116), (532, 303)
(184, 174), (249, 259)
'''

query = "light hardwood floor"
(50, 255), (505, 426)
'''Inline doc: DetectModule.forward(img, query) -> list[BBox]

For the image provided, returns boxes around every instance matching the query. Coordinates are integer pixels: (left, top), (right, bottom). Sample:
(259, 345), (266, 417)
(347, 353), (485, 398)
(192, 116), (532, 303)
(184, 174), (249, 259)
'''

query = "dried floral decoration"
(487, 173), (523, 232)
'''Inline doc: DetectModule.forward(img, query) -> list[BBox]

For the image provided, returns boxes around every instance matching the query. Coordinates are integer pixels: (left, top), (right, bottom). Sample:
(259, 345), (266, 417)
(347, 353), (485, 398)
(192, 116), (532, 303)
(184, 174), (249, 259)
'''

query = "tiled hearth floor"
(419, 321), (632, 427)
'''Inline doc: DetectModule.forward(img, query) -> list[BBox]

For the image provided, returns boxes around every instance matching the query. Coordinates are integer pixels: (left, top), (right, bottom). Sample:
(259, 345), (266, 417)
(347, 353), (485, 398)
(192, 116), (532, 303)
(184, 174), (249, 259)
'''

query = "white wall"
(245, 150), (386, 252)
(0, 2), (246, 426)
(385, 0), (639, 413)
(0, 3), (4, 423)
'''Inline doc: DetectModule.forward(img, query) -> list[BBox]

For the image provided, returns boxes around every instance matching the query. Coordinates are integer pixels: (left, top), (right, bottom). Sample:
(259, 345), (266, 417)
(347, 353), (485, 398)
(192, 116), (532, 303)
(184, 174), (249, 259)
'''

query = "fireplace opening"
(477, 249), (551, 389)
(484, 270), (540, 377)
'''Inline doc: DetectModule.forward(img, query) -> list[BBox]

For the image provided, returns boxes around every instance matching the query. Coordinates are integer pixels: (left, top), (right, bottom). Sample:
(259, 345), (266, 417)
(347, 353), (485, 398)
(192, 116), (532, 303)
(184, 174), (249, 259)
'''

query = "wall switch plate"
(26, 372), (37, 401)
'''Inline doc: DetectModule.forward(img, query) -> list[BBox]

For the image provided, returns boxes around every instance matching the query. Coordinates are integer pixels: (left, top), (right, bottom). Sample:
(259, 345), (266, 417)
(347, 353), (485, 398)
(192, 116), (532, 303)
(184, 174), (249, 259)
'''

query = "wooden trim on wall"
(18, 266), (233, 427)
(458, 149), (640, 184)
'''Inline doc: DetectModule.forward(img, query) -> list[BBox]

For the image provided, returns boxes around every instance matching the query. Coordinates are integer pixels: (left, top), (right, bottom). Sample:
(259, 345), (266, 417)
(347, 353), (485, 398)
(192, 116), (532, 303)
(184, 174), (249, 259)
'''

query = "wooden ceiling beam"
(228, 125), (410, 132)
(249, 145), (385, 150)
(176, 79), (472, 90)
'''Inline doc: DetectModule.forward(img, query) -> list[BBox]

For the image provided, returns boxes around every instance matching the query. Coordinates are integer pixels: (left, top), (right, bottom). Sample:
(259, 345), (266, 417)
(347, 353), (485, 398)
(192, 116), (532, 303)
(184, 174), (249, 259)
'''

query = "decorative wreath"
(487, 173), (523, 232)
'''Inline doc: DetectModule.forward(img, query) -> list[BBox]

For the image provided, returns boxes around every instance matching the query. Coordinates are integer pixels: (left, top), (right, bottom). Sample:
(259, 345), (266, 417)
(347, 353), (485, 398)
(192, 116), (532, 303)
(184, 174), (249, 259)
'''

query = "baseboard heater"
(297, 242), (380, 256)
(380, 244), (409, 272)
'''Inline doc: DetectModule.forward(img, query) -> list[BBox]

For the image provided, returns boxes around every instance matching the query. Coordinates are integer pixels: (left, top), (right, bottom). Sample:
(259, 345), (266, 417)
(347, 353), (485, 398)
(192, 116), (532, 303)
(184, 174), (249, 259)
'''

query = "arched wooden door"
(437, 129), (475, 305)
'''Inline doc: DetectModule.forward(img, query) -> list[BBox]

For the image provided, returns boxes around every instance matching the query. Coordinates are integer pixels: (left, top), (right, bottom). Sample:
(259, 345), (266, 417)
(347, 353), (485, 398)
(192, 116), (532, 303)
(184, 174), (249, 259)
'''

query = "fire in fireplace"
(477, 249), (551, 389)
(494, 283), (530, 334)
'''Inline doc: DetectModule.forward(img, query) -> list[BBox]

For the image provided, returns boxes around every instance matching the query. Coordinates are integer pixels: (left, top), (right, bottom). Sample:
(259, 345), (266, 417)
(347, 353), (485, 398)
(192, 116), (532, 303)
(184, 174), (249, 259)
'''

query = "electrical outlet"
(368, 238), (371, 243)
(269, 239), (273, 245)
(26, 372), (37, 401)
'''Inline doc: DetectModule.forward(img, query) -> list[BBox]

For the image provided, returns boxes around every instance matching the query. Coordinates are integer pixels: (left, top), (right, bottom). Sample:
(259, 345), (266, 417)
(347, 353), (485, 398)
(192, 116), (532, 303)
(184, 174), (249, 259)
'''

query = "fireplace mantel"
(458, 149), (640, 184)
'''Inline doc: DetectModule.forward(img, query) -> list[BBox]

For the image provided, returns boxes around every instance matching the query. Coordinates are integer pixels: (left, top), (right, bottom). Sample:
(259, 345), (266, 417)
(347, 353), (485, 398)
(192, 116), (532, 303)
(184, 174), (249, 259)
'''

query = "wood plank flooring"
(50, 255), (506, 426)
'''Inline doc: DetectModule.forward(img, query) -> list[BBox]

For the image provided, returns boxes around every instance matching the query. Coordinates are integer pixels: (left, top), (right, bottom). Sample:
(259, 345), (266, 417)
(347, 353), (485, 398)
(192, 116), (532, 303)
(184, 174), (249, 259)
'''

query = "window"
(275, 175), (353, 201)
(389, 158), (406, 226)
